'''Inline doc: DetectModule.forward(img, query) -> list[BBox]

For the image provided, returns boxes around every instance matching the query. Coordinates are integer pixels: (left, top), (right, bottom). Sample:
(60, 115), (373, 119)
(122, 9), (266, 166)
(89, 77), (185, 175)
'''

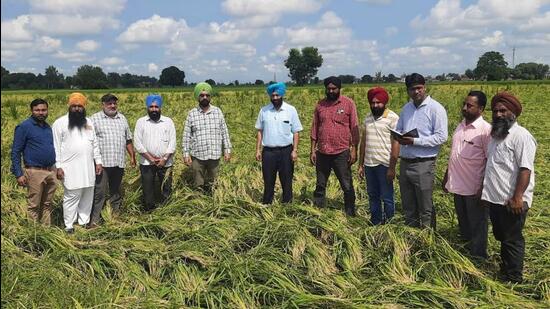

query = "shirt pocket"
(459, 141), (485, 161)
(334, 112), (349, 126)
(280, 119), (292, 135)
(493, 144), (514, 165)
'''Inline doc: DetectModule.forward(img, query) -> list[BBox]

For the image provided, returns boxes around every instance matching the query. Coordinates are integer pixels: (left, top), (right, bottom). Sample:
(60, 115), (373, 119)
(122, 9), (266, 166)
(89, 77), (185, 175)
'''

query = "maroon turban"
(491, 92), (522, 117)
(367, 87), (389, 104)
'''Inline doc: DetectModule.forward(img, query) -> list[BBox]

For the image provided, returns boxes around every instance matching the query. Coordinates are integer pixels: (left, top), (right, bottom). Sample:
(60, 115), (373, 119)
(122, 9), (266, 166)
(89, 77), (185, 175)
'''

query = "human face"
(147, 102), (161, 121)
(491, 102), (516, 139)
(199, 91), (211, 108)
(407, 84), (426, 104)
(31, 103), (48, 122)
(369, 97), (386, 118)
(325, 83), (340, 101)
(461, 96), (482, 123)
(271, 92), (283, 107)
(69, 104), (84, 113)
(102, 99), (118, 117)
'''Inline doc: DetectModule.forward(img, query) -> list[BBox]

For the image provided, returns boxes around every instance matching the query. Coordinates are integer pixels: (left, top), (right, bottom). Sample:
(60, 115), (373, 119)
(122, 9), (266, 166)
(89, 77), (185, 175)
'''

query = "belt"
(264, 145), (292, 150)
(400, 157), (436, 163)
(25, 165), (55, 171)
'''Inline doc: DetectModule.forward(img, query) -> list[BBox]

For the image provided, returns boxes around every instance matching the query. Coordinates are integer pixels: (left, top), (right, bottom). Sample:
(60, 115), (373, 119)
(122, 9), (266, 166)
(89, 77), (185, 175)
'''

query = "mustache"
(68, 110), (87, 130)
(491, 116), (515, 139)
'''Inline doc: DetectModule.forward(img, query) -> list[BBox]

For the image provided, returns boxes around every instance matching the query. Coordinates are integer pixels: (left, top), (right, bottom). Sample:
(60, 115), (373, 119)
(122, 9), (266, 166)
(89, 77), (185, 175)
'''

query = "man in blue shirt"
(394, 73), (448, 229)
(255, 82), (303, 204)
(11, 98), (57, 225)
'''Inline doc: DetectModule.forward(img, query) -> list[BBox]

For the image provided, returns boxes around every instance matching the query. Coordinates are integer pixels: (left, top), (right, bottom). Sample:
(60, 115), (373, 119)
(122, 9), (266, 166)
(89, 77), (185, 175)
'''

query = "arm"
(508, 168), (531, 215)
(256, 130), (263, 161)
(11, 124), (27, 185)
(291, 132), (299, 162)
(52, 121), (64, 180)
(310, 107), (319, 166)
(358, 126), (366, 179)
(387, 138), (400, 183)
(348, 102), (360, 165)
(182, 113), (193, 166)
(442, 168), (449, 193)
(90, 122), (103, 175)
(291, 107), (302, 162)
(220, 112), (232, 162)
(413, 104), (448, 147)
(158, 120), (176, 168)
(124, 119), (136, 167)
(133, 119), (157, 163)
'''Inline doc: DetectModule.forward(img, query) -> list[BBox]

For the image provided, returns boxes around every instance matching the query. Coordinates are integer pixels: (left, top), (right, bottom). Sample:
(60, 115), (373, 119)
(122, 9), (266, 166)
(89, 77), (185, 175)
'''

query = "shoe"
(345, 207), (357, 217)
(86, 222), (99, 229)
(65, 228), (75, 234)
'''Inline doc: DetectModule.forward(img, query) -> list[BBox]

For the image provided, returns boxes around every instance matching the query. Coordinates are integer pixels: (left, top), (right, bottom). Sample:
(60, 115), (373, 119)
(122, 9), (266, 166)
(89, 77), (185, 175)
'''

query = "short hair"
(30, 98), (48, 109)
(324, 76), (342, 88)
(405, 73), (425, 88)
(467, 90), (487, 109)
(101, 93), (118, 103)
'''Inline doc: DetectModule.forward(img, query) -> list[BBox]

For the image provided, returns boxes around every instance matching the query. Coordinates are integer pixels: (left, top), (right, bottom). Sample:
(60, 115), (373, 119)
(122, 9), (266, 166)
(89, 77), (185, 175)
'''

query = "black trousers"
(454, 194), (488, 258)
(489, 202), (528, 282)
(261, 145), (294, 204)
(140, 165), (172, 211)
(313, 150), (356, 214)
(90, 167), (124, 224)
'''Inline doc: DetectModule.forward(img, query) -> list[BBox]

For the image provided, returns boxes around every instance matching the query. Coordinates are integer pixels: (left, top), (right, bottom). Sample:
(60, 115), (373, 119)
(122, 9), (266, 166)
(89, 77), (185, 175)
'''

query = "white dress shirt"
(134, 115), (177, 166)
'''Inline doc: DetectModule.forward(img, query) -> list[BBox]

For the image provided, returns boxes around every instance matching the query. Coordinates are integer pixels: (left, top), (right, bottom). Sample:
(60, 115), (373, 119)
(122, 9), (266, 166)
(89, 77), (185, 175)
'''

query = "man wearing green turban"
(182, 82), (232, 194)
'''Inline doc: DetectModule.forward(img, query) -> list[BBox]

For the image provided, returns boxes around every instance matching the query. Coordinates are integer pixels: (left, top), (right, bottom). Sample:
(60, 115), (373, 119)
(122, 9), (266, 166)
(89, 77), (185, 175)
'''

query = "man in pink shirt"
(443, 91), (491, 258)
(310, 76), (360, 216)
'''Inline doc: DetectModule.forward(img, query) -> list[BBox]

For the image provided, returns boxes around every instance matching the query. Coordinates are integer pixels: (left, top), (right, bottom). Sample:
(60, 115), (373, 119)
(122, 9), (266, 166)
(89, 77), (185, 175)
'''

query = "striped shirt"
(91, 111), (132, 168)
(481, 122), (537, 207)
(134, 115), (177, 167)
(182, 105), (232, 160)
(363, 109), (399, 167)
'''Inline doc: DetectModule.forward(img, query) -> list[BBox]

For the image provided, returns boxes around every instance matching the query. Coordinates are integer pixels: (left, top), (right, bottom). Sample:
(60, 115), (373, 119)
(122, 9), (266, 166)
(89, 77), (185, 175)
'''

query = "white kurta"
(52, 114), (103, 190)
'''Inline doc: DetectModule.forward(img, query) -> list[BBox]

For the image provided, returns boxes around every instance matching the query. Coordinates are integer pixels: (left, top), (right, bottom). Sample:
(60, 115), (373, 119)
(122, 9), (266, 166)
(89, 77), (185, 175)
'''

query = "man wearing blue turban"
(255, 82), (303, 204)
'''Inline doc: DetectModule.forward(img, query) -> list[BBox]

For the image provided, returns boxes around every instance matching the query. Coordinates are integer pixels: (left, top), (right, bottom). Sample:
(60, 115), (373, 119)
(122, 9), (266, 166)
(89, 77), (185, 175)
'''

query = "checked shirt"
(182, 105), (232, 161)
(91, 111), (132, 168)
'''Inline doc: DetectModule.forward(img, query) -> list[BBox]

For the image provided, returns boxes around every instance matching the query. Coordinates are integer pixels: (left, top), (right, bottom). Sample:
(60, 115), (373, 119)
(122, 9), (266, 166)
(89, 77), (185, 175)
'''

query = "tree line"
(1, 49), (548, 90)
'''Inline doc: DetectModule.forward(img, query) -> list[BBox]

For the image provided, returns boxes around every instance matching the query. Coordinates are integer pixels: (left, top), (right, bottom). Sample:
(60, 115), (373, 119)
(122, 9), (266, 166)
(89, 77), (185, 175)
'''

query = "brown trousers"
(24, 168), (57, 225)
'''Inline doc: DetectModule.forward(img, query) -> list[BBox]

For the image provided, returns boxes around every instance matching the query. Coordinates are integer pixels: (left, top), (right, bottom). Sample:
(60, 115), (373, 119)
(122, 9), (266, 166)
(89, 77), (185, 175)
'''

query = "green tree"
(374, 71), (383, 83)
(205, 79), (216, 86)
(361, 74), (373, 83)
(107, 72), (122, 88)
(74, 65), (108, 89)
(337, 74), (356, 84)
(254, 79), (264, 85)
(474, 51), (508, 81)
(464, 69), (474, 79)
(384, 73), (398, 83)
(512, 62), (549, 80)
(284, 46), (323, 86)
(44, 65), (64, 89)
(159, 66), (185, 86)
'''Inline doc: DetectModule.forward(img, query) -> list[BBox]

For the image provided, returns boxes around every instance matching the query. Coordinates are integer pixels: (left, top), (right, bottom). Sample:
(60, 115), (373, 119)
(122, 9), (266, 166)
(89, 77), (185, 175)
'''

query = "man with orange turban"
(52, 92), (103, 234)
(358, 87), (400, 225)
(481, 92), (537, 283)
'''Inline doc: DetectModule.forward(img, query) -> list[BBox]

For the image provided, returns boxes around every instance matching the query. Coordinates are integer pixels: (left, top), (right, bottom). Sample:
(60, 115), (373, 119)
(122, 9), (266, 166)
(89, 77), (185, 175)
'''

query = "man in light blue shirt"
(255, 82), (303, 204)
(394, 73), (448, 228)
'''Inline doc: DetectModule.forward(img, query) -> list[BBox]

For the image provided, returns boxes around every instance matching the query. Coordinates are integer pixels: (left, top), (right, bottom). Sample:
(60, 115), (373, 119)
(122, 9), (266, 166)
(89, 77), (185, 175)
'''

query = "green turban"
(194, 82), (212, 100)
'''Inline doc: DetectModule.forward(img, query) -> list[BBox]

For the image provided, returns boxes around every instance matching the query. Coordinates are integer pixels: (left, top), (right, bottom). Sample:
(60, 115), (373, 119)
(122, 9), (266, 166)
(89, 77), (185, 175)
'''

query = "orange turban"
(491, 92), (522, 117)
(68, 92), (87, 107)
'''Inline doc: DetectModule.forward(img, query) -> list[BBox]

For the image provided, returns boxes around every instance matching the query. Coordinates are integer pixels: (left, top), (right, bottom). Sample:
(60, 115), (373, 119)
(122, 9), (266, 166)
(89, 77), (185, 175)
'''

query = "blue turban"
(267, 82), (286, 97)
(146, 94), (163, 108)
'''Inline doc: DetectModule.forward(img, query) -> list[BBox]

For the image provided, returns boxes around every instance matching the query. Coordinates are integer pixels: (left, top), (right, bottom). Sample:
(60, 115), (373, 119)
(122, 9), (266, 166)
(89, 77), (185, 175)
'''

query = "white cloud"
(36, 36), (62, 52)
(519, 12), (550, 31)
(414, 36), (460, 46)
(100, 57), (124, 66)
(117, 15), (189, 43)
(28, 0), (126, 15)
(384, 26), (398, 36)
(389, 46), (448, 57)
(76, 40), (100, 52)
(148, 63), (159, 73)
(27, 14), (120, 36)
(481, 30), (504, 47)
(52, 51), (93, 62)
(1, 16), (34, 41)
(222, 0), (322, 16)
(355, 0), (392, 4)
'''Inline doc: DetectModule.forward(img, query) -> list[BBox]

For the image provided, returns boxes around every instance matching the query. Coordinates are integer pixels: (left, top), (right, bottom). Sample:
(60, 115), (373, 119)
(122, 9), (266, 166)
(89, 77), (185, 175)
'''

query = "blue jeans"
(365, 165), (395, 224)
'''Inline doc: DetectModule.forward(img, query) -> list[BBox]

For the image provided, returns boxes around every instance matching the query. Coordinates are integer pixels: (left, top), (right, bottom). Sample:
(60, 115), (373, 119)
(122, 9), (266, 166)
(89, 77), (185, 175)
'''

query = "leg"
(158, 167), (173, 203)
(365, 165), (382, 224)
(454, 194), (471, 241)
(279, 147), (294, 204)
(332, 150), (356, 216)
(204, 159), (220, 194)
(191, 157), (206, 189)
(464, 195), (488, 259)
(140, 165), (156, 211)
(107, 167), (124, 213)
(377, 165), (395, 223)
(414, 160), (436, 229)
(76, 186), (94, 225)
(399, 161), (419, 227)
(25, 168), (44, 223)
(90, 168), (108, 224)
(40, 170), (57, 226)
(313, 152), (332, 208)
(262, 149), (279, 204)
(63, 187), (82, 229)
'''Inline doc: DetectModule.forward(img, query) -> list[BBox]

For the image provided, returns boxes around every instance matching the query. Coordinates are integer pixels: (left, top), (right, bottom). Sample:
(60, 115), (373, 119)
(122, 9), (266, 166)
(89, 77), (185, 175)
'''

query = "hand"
(348, 149), (357, 166)
(56, 168), (65, 181)
(291, 150), (298, 162)
(386, 168), (396, 183)
(310, 152), (317, 166)
(95, 164), (103, 175)
(16, 175), (28, 187)
(507, 196), (524, 215)
(442, 174), (449, 193)
(130, 158), (137, 168)
(255, 150), (262, 161)
(184, 156), (192, 166)
(358, 165), (365, 180)
(397, 136), (414, 145)
(156, 158), (167, 168)
(224, 152), (231, 162)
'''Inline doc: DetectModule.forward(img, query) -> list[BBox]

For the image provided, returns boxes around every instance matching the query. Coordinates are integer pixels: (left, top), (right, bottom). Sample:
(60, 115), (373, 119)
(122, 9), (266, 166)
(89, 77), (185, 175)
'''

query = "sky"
(1, 0), (549, 83)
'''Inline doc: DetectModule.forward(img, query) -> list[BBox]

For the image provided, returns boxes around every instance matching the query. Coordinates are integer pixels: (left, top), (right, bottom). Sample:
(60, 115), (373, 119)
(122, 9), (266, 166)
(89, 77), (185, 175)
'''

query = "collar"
(146, 115), (164, 122)
(197, 105), (214, 114)
(269, 101), (286, 111)
(102, 111), (120, 119)
(29, 116), (49, 127)
(462, 115), (484, 128)
(411, 95), (431, 108)
(369, 108), (391, 120)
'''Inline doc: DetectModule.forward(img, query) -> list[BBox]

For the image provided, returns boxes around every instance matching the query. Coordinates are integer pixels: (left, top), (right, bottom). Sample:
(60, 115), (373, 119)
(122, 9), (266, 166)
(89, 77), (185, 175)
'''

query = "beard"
(199, 99), (210, 108)
(371, 107), (385, 119)
(68, 110), (87, 130)
(103, 108), (117, 117)
(462, 110), (478, 122)
(271, 98), (283, 109)
(326, 92), (339, 101)
(148, 110), (161, 122)
(491, 116), (515, 139)
(32, 115), (47, 123)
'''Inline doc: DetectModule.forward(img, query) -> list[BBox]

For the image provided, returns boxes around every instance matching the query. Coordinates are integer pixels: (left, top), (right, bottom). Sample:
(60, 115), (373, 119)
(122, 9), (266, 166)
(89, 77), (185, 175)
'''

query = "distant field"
(2, 83), (549, 307)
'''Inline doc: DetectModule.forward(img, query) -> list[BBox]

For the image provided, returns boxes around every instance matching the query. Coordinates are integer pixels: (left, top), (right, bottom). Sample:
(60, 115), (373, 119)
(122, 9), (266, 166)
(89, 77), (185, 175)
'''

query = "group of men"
(11, 74), (536, 283)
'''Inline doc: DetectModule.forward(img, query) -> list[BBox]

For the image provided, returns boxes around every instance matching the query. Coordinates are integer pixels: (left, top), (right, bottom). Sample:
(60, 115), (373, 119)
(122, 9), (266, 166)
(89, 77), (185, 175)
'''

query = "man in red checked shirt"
(310, 76), (360, 216)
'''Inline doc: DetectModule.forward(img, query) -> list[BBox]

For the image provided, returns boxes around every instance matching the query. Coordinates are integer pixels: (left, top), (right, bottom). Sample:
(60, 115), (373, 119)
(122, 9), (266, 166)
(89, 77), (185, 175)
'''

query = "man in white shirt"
(482, 92), (537, 283)
(52, 93), (103, 233)
(134, 94), (176, 211)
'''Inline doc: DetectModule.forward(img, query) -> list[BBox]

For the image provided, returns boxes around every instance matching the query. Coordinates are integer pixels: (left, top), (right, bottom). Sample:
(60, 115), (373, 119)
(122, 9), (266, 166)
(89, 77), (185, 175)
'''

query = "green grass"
(2, 83), (549, 308)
